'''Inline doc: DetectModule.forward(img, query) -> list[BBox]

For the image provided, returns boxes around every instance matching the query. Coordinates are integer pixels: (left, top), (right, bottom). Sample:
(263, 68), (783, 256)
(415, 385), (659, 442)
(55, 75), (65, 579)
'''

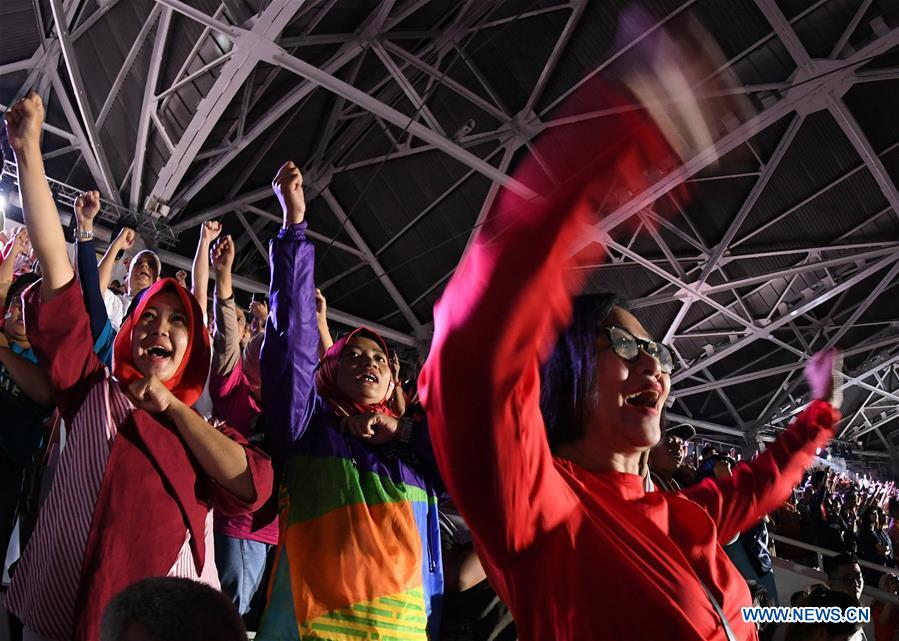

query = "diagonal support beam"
(671, 252), (899, 383)
(49, 0), (121, 202)
(370, 42), (446, 136)
(147, 0), (305, 206)
(130, 7), (171, 209)
(321, 189), (425, 337)
(827, 97), (899, 222)
(267, 47), (535, 199)
(569, 24), (899, 255)
(172, 0), (436, 208)
(661, 113), (804, 343)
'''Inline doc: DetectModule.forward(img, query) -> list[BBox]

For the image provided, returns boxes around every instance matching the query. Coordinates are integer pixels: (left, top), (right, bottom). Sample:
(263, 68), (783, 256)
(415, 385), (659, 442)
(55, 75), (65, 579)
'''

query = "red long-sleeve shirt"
(419, 101), (838, 640)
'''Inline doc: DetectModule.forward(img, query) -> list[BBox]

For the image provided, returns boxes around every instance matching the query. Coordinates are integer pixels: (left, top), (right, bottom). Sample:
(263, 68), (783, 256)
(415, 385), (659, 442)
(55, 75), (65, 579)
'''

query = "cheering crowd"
(0, 61), (897, 641)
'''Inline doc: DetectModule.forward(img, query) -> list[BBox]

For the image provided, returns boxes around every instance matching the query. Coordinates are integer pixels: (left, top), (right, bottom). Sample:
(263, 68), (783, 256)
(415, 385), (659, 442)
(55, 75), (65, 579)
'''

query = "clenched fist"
(272, 161), (306, 227)
(4, 91), (44, 154)
(126, 375), (178, 415)
(210, 235), (235, 274)
(75, 190), (101, 231)
(201, 219), (222, 244)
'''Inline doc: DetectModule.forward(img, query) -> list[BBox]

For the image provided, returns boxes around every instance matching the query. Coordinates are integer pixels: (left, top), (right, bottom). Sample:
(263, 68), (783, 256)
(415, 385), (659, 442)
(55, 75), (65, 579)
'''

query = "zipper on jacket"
(425, 482), (437, 572)
(342, 434), (358, 469)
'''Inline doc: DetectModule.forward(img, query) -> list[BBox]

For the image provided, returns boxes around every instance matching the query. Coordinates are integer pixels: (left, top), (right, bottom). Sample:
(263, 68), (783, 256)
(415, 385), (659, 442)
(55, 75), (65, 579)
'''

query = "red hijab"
(315, 327), (398, 418)
(112, 278), (210, 407)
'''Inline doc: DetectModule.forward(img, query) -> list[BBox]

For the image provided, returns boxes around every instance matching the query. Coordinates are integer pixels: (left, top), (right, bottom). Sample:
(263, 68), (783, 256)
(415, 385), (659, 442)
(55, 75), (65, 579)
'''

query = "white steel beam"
(49, 0), (121, 202)
(0, 102), (77, 143)
(95, 4), (163, 129)
(241, 204), (365, 259)
(828, 97), (899, 222)
(370, 42), (446, 135)
(153, 248), (416, 346)
(0, 56), (37, 77)
(662, 114), (803, 344)
(664, 412), (745, 437)
(524, 0), (587, 114)
(71, 0), (123, 40)
(757, 0), (899, 224)
(267, 48), (535, 199)
(568, 25), (899, 255)
(235, 209), (268, 260)
(379, 40), (509, 121)
(130, 7), (171, 209)
(147, 0), (305, 206)
(671, 252), (899, 383)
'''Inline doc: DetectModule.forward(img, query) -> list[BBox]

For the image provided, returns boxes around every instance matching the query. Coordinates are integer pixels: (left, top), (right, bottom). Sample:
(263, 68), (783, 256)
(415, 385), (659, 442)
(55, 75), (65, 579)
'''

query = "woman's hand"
(804, 348), (843, 410)
(201, 219), (222, 244)
(341, 412), (400, 444)
(74, 190), (101, 233)
(210, 235), (235, 275)
(390, 353), (401, 385)
(114, 226), (137, 252)
(272, 161), (306, 226)
(126, 375), (178, 414)
(9, 227), (31, 257)
(4, 91), (44, 154)
(314, 288), (327, 324)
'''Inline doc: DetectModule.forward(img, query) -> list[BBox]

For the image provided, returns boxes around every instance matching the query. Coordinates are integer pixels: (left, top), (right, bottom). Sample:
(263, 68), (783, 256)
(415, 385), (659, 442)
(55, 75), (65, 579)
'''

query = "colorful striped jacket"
(256, 223), (443, 640)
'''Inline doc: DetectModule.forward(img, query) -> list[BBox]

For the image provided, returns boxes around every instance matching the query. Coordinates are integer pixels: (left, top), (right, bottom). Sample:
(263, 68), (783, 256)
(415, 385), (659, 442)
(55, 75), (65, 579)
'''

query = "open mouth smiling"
(625, 388), (661, 409)
(144, 345), (173, 360)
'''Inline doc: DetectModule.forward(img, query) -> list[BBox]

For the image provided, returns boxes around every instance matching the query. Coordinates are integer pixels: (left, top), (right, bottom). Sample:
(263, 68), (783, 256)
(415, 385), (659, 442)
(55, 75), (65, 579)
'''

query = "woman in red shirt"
(419, 54), (842, 641)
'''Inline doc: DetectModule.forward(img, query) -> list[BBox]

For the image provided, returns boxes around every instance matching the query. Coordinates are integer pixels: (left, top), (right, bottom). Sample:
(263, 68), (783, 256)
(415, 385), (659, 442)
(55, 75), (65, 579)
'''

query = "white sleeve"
(102, 289), (125, 332)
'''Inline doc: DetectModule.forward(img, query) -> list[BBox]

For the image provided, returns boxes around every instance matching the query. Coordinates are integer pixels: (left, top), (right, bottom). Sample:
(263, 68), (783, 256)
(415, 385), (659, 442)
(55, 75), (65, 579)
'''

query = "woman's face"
(586, 307), (671, 454)
(336, 336), (391, 406)
(130, 290), (190, 382)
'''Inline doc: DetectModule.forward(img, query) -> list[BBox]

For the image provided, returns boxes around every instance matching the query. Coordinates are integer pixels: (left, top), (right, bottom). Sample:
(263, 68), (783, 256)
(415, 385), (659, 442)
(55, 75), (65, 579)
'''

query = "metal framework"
(3, 0), (899, 462)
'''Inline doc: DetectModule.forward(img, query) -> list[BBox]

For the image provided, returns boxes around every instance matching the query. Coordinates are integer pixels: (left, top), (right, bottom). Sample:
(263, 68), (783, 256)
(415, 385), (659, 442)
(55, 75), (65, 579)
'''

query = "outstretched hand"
(804, 348), (843, 410)
(272, 161), (306, 227)
(4, 91), (44, 153)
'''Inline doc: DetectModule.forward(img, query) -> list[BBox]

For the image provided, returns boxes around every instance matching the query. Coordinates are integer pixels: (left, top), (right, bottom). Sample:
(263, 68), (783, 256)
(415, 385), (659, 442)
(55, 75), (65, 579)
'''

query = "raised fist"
(272, 161), (306, 225)
(201, 219), (222, 243)
(116, 227), (137, 250)
(74, 190), (101, 228)
(4, 91), (45, 153)
(210, 235), (235, 274)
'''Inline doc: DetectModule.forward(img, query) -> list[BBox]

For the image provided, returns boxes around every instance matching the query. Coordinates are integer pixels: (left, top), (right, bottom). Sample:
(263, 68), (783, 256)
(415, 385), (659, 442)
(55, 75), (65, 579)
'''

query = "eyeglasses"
(600, 326), (675, 374)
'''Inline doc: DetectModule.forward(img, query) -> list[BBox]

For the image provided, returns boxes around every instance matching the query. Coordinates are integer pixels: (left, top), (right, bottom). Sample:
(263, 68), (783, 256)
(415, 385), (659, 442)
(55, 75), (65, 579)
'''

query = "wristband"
(76, 229), (94, 241)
